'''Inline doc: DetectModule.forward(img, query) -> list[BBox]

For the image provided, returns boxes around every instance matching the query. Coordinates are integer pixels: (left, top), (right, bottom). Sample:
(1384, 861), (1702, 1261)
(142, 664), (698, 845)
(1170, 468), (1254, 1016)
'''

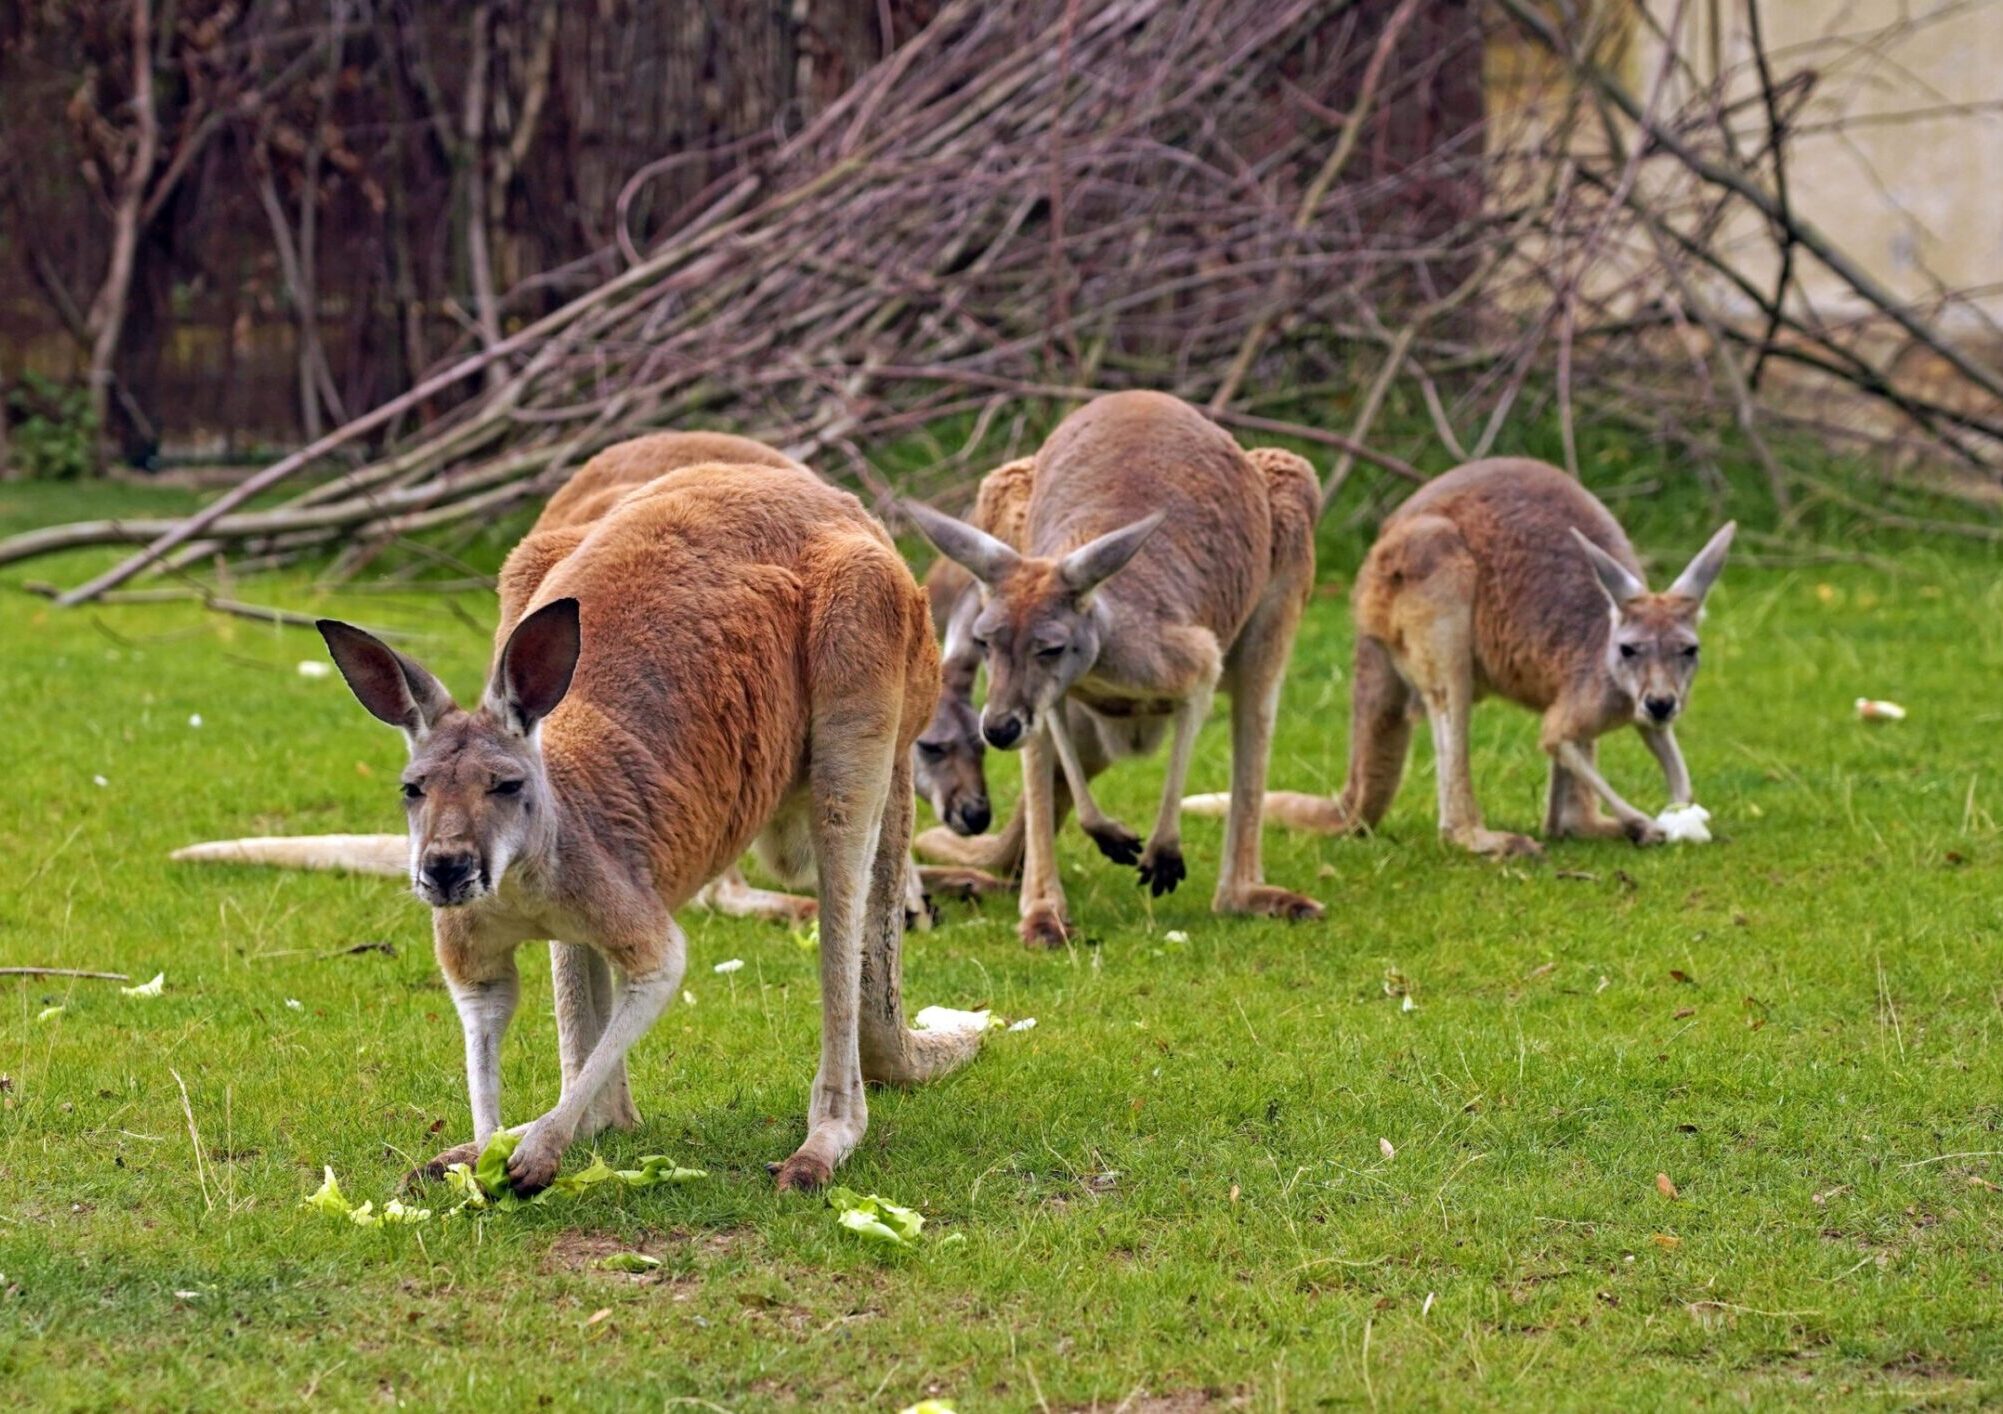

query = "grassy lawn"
(5, 461), (2003, 1409)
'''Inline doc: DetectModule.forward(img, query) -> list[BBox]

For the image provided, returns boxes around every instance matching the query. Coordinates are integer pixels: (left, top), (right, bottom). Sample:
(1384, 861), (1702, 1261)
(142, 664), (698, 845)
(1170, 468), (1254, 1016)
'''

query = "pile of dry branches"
(8, 0), (2003, 601)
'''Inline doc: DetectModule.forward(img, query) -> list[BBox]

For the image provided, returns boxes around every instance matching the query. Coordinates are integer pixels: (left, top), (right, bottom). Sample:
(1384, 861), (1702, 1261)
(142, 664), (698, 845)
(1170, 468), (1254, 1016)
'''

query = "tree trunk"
(83, 0), (159, 470)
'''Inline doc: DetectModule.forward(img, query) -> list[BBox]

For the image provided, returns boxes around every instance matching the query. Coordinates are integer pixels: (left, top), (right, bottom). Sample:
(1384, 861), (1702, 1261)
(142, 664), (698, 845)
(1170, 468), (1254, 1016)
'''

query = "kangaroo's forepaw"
(504, 1128), (565, 1197)
(773, 1152), (833, 1193)
(1020, 904), (1071, 950)
(1137, 842), (1186, 896)
(1624, 817), (1667, 847)
(1223, 885), (1324, 922)
(1084, 819), (1143, 867)
(404, 1141), (482, 1191)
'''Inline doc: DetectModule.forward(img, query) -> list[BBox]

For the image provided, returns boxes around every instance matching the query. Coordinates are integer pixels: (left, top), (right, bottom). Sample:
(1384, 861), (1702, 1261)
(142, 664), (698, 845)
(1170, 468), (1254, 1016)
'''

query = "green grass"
(7, 462), (2003, 1410)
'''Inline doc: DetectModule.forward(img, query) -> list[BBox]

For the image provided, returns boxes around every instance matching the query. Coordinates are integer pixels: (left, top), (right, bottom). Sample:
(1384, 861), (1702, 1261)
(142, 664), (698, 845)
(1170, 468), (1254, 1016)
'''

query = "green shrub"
(5, 372), (98, 480)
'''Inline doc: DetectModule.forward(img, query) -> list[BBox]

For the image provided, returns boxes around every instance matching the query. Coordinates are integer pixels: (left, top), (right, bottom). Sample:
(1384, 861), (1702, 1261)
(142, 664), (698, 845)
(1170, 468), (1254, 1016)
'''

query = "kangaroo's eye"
(970, 634), (989, 652)
(1618, 644), (1640, 660)
(1682, 646), (1699, 660)
(401, 781), (424, 800)
(491, 779), (525, 797)
(915, 741), (947, 759)
(1035, 644), (1066, 661)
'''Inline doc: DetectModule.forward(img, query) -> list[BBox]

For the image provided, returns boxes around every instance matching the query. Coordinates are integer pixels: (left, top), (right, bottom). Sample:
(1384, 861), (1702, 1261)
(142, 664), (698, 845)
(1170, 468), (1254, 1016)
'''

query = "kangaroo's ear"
(318, 620), (454, 744)
(904, 500), (1021, 588)
(488, 597), (581, 737)
(1057, 511), (1166, 596)
(1569, 527), (1646, 607)
(1667, 521), (1737, 606)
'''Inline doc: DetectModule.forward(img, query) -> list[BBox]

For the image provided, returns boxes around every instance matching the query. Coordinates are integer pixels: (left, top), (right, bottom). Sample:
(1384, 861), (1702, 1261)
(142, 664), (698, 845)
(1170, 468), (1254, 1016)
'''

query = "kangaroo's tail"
(1181, 790), (1360, 831)
(169, 834), (408, 876)
(1184, 635), (1415, 834)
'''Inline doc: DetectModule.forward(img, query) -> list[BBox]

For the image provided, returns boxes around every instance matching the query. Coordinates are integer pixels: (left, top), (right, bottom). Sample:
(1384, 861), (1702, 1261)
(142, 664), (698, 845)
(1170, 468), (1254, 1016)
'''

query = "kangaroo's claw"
(1083, 819), (1143, 867)
(1137, 843), (1186, 896)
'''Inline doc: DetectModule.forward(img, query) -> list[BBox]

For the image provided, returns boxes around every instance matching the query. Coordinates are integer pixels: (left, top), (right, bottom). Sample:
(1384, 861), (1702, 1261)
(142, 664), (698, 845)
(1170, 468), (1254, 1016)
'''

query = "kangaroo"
(912, 456), (1035, 838)
(175, 431), (999, 921)
(1185, 457), (1734, 854)
(914, 447), (1317, 884)
(906, 391), (1323, 947)
(314, 452), (981, 1193)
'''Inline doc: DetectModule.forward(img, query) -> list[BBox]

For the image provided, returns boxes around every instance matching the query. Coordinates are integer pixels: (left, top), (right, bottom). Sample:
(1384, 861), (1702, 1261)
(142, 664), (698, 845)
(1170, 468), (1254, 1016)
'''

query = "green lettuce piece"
(380, 1198), (432, 1225)
(301, 1166), (355, 1218)
(472, 1130), (522, 1198)
(442, 1162), (487, 1209)
(120, 972), (165, 998)
(35, 1005), (63, 1023)
(347, 1201), (379, 1227)
(828, 1186), (925, 1248)
(597, 1251), (662, 1273)
(900, 1402), (958, 1414)
(619, 1154), (708, 1187)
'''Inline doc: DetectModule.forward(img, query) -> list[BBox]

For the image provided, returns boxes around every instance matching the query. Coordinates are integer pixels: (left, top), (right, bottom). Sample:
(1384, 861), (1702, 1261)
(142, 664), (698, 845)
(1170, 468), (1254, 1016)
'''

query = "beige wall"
(1626, 0), (2003, 330)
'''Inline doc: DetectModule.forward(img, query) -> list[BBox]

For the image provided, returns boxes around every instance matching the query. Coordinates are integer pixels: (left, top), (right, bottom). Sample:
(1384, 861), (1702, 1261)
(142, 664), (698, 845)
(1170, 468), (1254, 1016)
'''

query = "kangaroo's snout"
(983, 713), (1027, 750)
(946, 795), (992, 835)
(1643, 694), (1678, 724)
(418, 850), (485, 906)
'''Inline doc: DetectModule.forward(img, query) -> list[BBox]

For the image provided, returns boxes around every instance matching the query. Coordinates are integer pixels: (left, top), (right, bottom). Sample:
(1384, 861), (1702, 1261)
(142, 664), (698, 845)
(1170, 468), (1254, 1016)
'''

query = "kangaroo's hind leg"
(860, 754), (984, 1087)
(1383, 516), (1540, 859)
(1214, 566), (1324, 920)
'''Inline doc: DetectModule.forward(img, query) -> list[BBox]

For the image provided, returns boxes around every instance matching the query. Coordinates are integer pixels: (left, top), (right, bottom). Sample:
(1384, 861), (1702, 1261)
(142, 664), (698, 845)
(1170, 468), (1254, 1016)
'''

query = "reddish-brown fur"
(908, 391), (1323, 945)
(319, 438), (982, 1195)
(1207, 457), (1731, 853)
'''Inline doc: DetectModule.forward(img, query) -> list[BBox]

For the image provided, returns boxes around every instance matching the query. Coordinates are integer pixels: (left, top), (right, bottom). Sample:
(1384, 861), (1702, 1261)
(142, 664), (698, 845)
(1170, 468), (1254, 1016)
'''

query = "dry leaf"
(1379, 1137), (1396, 1160)
(1228, 1184), (1241, 1204)
(1651, 1233), (1681, 1249)
(1656, 1172), (1680, 1200)
(584, 1307), (613, 1326)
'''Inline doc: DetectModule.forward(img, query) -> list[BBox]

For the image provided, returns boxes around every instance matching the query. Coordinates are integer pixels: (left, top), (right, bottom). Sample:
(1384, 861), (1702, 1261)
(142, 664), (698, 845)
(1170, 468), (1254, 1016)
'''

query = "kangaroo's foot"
(404, 1140), (483, 1190)
(1451, 827), (1543, 859)
(1020, 902), (1072, 950)
(581, 1086), (640, 1139)
(1137, 841), (1186, 897)
(772, 1152), (833, 1192)
(1083, 818), (1143, 867)
(1217, 884), (1325, 922)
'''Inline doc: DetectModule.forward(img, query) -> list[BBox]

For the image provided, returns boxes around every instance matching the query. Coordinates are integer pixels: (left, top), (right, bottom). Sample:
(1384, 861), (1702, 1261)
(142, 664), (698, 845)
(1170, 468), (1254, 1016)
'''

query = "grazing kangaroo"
(906, 391), (1323, 947)
(315, 453), (981, 1193)
(1186, 457), (1734, 854)
(912, 456), (1034, 838)
(913, 447), (1315, 883)
(176, 431), (997, 922)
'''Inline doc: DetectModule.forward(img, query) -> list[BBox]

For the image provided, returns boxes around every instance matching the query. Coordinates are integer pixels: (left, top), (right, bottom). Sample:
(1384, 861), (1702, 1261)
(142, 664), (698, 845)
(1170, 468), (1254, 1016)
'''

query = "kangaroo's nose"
(983, 714), (1024, 750)
(949, 796), (992, 836)
(1644, 695), (1677, 723)
(421, 852), (478, 893)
